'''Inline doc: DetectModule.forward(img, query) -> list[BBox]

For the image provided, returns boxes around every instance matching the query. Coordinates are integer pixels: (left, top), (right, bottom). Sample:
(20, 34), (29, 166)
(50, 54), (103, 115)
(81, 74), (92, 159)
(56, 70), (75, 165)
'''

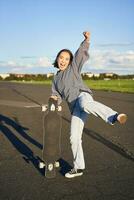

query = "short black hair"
(53, 49), (73, 68)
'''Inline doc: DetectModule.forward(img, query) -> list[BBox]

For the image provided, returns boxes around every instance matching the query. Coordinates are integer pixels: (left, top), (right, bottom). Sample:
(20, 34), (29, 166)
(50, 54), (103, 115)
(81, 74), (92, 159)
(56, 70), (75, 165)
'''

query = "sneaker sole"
(65, 172), (83, 178)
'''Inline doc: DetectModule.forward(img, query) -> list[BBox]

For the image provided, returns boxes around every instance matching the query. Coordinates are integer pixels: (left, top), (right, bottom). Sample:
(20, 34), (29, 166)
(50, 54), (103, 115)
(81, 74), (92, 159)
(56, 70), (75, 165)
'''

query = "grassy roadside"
(84, 79), (134, 93)
(9, 79), (134, 93)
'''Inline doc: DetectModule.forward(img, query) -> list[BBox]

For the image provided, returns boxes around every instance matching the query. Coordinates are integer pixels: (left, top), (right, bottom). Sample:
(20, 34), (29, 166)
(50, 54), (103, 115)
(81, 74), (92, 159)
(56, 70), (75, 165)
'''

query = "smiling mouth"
(60, 64), (65, 67)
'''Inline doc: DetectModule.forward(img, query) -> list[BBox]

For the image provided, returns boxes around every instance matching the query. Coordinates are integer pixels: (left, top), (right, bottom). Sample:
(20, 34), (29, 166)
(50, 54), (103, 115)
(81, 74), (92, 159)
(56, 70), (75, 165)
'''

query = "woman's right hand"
(50, 95), (58, 101)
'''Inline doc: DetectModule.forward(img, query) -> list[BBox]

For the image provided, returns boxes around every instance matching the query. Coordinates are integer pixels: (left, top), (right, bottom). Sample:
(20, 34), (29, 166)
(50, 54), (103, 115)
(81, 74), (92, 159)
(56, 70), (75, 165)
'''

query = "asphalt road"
(0, 82), (134, 200)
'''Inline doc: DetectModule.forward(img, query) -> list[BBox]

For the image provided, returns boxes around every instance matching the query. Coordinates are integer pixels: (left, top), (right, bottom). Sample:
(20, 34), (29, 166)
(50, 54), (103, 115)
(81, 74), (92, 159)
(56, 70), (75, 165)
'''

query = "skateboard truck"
(41, 105), (62, 112)
(41, 105), (48, 112)
(39, 161), (60, 169)
(41, 98), (62, 112)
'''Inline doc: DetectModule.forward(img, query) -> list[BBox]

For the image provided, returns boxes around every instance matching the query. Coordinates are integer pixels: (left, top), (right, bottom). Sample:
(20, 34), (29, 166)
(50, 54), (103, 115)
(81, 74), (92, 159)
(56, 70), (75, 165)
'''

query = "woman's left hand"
(83, 31), (90, 41)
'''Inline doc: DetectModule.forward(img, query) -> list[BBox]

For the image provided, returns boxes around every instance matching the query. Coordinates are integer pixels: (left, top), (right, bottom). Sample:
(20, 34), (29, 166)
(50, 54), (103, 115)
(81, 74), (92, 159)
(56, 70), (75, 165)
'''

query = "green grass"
(84, 79), (134, 93)
(10, 79), (134, 93)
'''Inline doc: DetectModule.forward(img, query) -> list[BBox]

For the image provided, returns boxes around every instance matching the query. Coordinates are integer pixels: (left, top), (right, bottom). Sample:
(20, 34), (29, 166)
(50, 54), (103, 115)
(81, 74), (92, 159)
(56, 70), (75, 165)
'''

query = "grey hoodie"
(51, 39), (92, 113)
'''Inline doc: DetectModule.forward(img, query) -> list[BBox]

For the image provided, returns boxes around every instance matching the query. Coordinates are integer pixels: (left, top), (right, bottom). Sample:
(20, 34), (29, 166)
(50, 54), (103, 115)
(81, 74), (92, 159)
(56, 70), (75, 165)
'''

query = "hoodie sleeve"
(51, 79), (62, 105)
(72, 39), (90, 73)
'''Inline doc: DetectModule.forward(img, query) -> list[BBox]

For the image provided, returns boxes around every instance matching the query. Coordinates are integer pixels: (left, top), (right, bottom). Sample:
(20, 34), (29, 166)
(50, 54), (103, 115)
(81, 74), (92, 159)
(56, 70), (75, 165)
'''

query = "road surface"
(0, 82), (134, 200)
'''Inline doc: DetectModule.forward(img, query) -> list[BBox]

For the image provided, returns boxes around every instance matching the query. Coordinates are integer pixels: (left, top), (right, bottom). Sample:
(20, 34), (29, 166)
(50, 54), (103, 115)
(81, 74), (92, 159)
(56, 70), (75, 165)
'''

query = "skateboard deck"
(42, 98), (62, 178)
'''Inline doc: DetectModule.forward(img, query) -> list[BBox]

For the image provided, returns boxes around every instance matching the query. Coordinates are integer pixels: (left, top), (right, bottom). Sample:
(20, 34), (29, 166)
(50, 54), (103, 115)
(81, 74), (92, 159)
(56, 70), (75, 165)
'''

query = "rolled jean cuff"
(107, 113), (118, 125)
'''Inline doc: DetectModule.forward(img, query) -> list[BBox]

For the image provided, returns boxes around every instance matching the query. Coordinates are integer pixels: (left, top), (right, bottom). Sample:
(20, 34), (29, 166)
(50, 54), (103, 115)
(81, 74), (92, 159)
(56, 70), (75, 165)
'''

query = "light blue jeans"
(70, 92), (117, 170)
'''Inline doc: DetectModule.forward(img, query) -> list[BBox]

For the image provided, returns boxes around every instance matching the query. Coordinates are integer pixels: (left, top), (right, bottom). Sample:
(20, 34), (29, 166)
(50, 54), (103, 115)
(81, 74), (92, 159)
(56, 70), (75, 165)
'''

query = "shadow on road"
(58, 158), (72, 176)
(0, 114), (42, 149)
(62, 116), (134, 162)
(0, 114), (71, 177)
(0, 114), (44, 175)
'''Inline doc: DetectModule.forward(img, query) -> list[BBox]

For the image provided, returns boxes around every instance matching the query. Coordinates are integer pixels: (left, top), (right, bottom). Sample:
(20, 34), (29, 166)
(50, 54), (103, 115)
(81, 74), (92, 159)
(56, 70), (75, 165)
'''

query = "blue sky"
(0, 0), (134, 74)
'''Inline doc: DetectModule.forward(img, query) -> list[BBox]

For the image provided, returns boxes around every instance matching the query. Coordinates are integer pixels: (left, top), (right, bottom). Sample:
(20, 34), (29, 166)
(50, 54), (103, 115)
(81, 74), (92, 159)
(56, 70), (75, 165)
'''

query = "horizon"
(0, 69), (134, 76)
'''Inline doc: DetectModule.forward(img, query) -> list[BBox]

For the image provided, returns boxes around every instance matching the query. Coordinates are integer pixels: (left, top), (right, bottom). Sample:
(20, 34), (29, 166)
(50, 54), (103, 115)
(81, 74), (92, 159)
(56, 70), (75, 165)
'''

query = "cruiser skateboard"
(39, 98), (62, 178)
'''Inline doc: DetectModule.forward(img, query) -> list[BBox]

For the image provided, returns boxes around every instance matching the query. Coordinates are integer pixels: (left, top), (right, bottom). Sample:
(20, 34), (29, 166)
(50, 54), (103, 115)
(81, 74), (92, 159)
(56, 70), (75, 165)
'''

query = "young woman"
(50, 31), (127, 178)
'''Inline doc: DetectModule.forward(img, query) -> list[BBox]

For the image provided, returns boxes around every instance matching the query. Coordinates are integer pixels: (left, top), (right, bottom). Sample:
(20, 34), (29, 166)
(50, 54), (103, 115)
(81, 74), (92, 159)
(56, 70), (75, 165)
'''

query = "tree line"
(0, 73), (134, 81)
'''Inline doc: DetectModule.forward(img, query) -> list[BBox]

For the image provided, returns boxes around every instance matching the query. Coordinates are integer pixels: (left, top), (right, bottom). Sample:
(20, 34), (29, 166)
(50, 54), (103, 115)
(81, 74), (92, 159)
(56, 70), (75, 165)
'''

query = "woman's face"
(57, 51), (71, 71)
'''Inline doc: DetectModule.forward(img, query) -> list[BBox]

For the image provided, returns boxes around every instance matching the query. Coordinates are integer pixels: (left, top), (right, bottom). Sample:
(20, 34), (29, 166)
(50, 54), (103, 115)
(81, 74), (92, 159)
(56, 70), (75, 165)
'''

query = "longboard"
(39, 98), (62, 178)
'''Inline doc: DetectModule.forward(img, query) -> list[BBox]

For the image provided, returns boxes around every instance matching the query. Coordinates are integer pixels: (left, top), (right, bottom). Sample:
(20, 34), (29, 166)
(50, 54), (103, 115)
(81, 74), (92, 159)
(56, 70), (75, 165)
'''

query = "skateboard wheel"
(58, 106), (62, 112)
(48, 163), (54, 171)
(42, 105), (48, 112)
(50, 104), (56, 111)
(55, 161), (60, 168)
(39, 162), (45, 168)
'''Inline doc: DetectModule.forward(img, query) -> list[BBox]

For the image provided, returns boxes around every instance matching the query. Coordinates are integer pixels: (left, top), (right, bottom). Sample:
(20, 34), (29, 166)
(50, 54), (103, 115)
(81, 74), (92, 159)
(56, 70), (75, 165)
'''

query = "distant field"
(10, 79), (134, 93)
(84, 79), (134, 93)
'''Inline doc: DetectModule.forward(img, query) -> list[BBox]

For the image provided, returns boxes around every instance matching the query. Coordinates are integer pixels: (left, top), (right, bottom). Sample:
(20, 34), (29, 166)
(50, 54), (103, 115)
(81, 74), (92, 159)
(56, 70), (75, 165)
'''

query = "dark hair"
(53, 49), (73, 68)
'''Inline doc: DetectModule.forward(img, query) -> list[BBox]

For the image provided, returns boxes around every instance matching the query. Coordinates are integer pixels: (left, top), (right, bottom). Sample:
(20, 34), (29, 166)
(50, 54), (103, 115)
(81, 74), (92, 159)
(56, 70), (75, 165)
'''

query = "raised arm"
(72, 32), (90, 73)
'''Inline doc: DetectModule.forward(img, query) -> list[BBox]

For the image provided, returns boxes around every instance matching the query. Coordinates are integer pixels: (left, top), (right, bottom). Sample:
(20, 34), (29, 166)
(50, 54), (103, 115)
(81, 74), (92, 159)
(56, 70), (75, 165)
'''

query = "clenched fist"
(83, 31), (90, 42)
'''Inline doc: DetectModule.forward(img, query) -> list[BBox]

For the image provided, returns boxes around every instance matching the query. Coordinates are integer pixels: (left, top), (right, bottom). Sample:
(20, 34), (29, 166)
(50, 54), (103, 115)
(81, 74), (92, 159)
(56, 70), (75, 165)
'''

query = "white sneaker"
(65, 168), (83, 178)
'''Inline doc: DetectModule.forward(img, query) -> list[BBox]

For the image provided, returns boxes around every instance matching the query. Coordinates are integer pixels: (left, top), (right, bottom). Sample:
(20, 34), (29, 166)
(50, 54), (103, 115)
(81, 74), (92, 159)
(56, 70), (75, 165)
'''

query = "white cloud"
(96, 42), (134, 47)
(7, 61), (17, 66)
(0, 51), (134, 74)
(88, 49), (134, 69)
(0, 56), (53, 73)
(37, 57), (52, 67)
